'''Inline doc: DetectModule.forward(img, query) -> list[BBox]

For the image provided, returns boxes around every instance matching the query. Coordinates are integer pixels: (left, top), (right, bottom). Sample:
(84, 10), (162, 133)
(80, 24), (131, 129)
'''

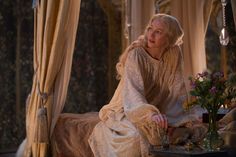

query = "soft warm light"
(218, 104), (229, 114)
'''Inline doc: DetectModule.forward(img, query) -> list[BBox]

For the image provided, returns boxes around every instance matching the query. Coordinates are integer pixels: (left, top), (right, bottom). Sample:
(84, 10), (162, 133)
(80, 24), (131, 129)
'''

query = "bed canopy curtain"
(170, 0), (213, 91)
(24, 0), (81, 157)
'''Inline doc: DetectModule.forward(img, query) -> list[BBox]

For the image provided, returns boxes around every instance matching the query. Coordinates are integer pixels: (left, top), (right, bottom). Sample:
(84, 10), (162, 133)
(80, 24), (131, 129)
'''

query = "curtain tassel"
(34, 106), (49, 143)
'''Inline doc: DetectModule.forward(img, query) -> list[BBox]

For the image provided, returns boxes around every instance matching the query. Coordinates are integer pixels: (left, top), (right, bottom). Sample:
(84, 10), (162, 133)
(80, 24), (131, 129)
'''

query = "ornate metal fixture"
(219, 0), (229, 46)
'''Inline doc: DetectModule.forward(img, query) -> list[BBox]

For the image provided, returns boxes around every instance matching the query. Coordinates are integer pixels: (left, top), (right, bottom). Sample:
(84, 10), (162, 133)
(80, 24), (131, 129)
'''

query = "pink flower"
(212, 71), (224, 79)
(209, 86), (217, 94)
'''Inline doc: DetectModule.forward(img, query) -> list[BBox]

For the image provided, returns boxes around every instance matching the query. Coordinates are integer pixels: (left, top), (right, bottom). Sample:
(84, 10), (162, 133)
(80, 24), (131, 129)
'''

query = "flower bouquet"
(187, 71), (236, 151)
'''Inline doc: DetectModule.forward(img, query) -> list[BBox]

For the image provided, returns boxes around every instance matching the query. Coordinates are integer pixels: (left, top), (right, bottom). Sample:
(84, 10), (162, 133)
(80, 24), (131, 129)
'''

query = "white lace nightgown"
(88, 46), (202, 157)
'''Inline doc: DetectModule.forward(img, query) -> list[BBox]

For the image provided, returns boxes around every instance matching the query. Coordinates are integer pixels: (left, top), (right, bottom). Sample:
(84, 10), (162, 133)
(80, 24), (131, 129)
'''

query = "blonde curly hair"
(116, 13), (184, 79)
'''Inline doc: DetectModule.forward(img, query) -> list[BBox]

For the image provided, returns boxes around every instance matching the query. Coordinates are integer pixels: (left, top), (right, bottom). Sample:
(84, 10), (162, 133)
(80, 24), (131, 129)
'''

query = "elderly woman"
(88, 13), (204, 157)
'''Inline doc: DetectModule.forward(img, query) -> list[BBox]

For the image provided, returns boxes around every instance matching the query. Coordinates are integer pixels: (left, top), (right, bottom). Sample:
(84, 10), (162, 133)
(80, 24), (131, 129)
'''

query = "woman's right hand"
(151, 114), (168, 130)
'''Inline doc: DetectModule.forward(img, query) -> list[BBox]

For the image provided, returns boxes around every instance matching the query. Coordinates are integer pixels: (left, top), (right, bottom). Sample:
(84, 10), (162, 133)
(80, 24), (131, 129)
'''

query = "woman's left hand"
(151, 114), (168, 130)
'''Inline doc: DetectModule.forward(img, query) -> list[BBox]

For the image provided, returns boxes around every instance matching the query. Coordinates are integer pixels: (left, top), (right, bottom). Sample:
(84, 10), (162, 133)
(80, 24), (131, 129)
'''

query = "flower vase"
(201, 109), (224, 151)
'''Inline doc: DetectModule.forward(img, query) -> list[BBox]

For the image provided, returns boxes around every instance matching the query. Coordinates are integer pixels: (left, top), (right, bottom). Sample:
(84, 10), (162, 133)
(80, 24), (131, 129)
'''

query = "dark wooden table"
(149, 145), (228, 157)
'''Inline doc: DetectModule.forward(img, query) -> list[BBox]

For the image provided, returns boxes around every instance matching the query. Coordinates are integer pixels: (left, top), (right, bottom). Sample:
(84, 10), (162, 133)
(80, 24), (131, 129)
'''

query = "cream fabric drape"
(129, 0), (155, 43)
(24, 1), (81, 157)
(170, 0), (213, 91)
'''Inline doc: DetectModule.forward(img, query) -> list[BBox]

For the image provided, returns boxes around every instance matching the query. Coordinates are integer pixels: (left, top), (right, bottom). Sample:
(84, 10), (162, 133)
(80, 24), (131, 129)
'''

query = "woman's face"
(146, 19), (168, 49)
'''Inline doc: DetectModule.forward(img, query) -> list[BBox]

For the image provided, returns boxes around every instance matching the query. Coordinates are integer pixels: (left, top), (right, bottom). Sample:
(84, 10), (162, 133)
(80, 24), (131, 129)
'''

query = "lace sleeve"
(123, 49), (160, 125)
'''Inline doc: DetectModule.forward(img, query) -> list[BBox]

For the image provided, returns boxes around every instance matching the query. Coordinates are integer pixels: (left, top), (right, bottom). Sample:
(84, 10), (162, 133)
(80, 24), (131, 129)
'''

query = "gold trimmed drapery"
(24, 0), (81, 157)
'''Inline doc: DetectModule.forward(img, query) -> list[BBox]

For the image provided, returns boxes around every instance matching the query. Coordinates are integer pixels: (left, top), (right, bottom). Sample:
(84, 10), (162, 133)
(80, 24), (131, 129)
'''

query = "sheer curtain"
(170, 0), (213, 91)
(128, 0), (155, 43)
(24, 1), (81, 157)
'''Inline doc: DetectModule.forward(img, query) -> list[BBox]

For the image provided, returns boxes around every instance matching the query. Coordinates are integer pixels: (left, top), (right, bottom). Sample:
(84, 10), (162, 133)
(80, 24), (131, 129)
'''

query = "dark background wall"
(64, 0), (109, 113)
(0, 0), (34, 151)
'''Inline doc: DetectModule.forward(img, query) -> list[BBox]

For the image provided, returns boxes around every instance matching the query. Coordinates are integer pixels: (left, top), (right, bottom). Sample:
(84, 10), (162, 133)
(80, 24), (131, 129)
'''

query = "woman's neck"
(145, 47), (166, 60)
